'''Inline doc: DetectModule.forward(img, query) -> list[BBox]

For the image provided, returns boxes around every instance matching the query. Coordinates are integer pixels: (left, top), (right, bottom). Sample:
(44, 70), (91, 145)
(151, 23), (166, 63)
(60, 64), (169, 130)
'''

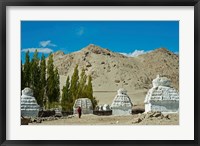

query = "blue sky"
(21, 21), (179, 63)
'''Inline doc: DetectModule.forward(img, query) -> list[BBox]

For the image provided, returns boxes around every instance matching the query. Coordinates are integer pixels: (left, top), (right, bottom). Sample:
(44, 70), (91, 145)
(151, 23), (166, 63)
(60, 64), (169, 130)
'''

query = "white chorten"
(144, 75), (179, 113)
(21, 88), (40, 117)
(73, 98), (93, 114)
(111, 88), (133, 115)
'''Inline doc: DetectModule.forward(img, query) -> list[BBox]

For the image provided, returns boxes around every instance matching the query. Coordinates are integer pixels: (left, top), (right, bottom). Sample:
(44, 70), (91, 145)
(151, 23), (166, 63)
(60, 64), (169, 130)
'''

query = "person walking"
(77, 106), (82, 118)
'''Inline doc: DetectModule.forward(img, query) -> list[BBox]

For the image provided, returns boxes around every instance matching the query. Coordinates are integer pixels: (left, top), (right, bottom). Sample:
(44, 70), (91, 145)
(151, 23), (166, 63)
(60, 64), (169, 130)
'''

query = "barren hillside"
(51, 44), (178, 91)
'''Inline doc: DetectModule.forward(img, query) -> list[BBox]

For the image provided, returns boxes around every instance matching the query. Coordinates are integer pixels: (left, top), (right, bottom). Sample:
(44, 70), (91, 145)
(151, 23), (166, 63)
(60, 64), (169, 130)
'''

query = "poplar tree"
(46, 53), (60, 107)
(39, 54), (46, 107)
(40, 54), (46, 88)
(70, 65), (79, 101)
(46, 53), (55, 104)
(23, 51), (31, 87)
(77, 68), (87, 99)
(61, 76), (72, 111)
(86, 75), (93, 99)
(54, 67), (60, 102)
(21, 60), (25, 90)
(86, 75), (97, 108)
(30, 50), (41, 105)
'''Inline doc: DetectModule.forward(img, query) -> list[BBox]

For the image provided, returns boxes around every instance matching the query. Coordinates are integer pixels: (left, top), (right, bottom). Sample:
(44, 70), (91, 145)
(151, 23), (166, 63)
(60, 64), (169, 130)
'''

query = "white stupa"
(111, 88), (133, 115)
(144, 75), (179, 113)
(73, 98), (93, 114)
(21, 88), (40, 117)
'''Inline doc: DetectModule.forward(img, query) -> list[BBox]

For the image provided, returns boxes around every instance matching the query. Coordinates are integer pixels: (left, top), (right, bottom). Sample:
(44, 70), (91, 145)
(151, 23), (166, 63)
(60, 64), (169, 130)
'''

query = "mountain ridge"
(50, 44), (179, 92)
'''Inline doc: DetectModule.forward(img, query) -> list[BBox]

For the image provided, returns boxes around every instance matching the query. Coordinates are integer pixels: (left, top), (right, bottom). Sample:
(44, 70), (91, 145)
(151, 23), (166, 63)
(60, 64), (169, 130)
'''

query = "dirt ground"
(29, 113), (179, 125)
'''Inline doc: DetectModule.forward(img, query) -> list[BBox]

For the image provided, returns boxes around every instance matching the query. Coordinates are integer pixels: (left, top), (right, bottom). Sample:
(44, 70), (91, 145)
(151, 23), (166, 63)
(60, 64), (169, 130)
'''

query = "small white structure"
(73, 98), (93, 114)
(96, 104), (111, 111)
(144, 75), (179, 113)
(103, 104), (111, 111)
(111, 88), (133, 115)
(98, 105), (103, 111)
(21, 88), (40, 117)
(54, 108), (63, 117)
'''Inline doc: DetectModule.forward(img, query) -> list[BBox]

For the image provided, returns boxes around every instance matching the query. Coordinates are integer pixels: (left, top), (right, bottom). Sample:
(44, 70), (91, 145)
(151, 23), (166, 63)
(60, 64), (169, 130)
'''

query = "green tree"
(23, 51), (31, 87)
(40, 54), (46, 88)
(46, 53), (60, 108)
(77, 68), (87, 99)
(54, 67), (60, 102)
(61, 76), (72, 111)
(39, 54), (46, 107)
(70, 64), (79, 101)
(21, 60), (25, 90)
(86, 75), (93, 99)
(86, 75), (98, 108)
(46, 53), (55, 105)
(30, 50), (41, 105)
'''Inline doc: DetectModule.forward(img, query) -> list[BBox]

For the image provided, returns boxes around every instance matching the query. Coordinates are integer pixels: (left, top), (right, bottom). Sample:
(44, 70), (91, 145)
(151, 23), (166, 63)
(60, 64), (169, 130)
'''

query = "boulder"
(21, 116), (31, 125)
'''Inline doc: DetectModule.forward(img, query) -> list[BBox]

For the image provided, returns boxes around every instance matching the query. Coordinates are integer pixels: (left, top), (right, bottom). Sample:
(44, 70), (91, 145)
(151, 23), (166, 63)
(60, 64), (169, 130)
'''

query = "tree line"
(61, 65), (98, 111)
(21, 50), (97, 111)
(21, 50), (60, 109)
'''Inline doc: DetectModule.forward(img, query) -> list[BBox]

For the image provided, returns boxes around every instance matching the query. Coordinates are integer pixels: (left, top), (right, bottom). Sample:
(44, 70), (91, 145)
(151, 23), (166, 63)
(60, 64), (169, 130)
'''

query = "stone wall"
(93, 110), (112, 116)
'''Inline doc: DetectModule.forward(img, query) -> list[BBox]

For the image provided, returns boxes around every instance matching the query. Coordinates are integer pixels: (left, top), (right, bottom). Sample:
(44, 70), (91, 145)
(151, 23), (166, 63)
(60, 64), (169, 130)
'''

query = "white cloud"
(120, 50), (151, 57)
(77, 27), (84, 36)
(39, 40), (56, 47)
(21, 48), (53, 54)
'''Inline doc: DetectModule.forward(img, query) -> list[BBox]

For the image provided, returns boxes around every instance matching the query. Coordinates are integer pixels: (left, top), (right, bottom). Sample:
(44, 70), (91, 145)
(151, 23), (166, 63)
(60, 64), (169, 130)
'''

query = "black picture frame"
(0, 0), (199, 146)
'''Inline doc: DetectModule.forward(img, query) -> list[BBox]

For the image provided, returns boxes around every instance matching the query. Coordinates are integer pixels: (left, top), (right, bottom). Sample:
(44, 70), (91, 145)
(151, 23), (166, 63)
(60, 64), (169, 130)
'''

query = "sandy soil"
(29, 113), (179, 125)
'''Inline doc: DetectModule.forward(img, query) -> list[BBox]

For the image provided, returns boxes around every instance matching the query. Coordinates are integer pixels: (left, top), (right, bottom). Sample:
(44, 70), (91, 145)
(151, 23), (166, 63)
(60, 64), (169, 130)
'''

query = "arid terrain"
(52, 44), (178, 106)
(30, 44), (179, 126)
(29, 112), (179, 125)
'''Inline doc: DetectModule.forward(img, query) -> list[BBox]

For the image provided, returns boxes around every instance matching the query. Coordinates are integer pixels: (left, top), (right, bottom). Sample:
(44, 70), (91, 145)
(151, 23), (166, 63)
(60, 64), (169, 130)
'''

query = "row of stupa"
(73, 75), (179, 115)
(21, 75), (179, 117)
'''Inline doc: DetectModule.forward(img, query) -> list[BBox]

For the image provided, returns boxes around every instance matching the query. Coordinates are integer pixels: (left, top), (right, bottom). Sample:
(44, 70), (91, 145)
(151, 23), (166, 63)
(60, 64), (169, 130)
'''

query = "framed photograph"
(0, 0), (199, 145)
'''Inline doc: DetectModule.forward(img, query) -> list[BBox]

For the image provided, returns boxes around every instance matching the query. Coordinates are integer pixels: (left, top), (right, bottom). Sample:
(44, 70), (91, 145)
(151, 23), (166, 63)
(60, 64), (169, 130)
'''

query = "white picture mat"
(6, 6), (194, 140)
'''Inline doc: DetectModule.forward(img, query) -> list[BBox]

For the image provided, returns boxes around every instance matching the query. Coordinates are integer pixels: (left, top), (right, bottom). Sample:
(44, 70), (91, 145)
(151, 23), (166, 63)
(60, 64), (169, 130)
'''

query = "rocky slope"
(51, 44), (179, 92)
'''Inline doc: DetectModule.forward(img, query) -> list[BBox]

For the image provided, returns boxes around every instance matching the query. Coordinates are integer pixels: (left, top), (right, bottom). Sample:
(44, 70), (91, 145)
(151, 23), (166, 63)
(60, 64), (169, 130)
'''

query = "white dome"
(152, 75), (171, 88)
(117, 88), (127, 95)
(22, 87), (33, 96)
(103, 104), (111, 111)
(73, 98), (93, 114)
(111, 89), (133, 108)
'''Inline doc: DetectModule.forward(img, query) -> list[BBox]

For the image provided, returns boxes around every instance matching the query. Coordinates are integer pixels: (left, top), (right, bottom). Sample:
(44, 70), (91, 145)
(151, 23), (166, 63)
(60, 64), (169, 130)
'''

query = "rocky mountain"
(51, 44), (179, 92)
